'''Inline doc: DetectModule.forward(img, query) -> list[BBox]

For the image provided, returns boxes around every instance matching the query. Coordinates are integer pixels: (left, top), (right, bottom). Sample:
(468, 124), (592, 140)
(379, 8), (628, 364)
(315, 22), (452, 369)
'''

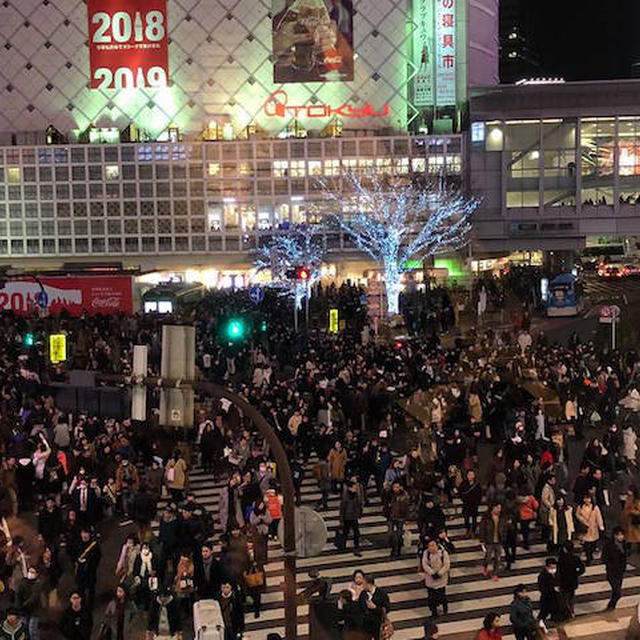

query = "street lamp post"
(97, 374), (298, 639)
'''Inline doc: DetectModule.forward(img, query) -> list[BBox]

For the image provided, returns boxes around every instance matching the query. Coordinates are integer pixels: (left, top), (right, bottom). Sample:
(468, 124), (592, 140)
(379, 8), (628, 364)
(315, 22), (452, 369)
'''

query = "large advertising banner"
(413, 0), (434, 107)
(87, 0), (169, 90)
(0, 277), (134, 317)
(272, 0), (354, 83)
(435, 0), (456, 106)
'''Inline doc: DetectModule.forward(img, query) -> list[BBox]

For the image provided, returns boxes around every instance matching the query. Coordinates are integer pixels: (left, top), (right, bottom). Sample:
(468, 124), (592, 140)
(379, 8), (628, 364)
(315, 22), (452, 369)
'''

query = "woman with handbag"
(247, 498), (272, 618)
(575, 494), (604, 565)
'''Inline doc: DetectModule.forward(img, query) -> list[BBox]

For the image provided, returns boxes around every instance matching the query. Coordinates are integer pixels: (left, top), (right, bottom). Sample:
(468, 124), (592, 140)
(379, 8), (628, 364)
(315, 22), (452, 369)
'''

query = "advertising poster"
(0, 277), (134, 316)
(435, 0), (456, 106)
(87, 0), (169, 90)
(413, 0), (434, 107)
(272, 0), (354, 83)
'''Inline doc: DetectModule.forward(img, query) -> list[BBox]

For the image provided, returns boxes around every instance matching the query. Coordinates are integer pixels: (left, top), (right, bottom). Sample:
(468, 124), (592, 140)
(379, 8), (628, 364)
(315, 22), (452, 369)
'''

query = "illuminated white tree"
(254, 223), (327, 307)
(321, 171), (479, 315)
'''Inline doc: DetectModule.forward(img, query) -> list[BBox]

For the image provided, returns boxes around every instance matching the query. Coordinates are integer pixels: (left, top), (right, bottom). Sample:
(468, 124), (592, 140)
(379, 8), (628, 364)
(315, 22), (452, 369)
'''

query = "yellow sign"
(329, 308), (339, 333)
(49, 334), (67, 364)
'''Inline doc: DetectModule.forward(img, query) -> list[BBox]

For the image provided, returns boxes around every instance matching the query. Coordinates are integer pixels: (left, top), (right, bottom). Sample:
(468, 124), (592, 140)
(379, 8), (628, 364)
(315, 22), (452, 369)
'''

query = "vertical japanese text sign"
(435, 0), (456, 106)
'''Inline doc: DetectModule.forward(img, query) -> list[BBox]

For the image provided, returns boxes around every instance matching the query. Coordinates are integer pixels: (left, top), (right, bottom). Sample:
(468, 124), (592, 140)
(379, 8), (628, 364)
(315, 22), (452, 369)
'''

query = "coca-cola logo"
(91, 296), (121, 309)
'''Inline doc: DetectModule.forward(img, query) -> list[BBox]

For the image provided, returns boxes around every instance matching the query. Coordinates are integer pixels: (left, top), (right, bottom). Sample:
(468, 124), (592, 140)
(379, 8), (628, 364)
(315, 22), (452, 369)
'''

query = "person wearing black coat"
(59, 592), (93, 640)
(37, 497), (62, 546)
(557, 541), (585, 616)
(418, 495), (446, 544)
(537, 558), (560, 622)
(194, 541), (224, 600)
(218, 581), (245, 640)
(358, 575), (390, 639)
(603, 527), (627, 610)
(459, 470), (482, 536)
(132, 484), (157, 542)
(148, 590), (181, 638)
(337, 589), (365, 639)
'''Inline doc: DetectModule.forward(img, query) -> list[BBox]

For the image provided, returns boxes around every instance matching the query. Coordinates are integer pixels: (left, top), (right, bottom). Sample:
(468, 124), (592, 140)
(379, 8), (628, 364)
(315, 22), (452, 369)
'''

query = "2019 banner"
(272, 0), (354, 83)
(87, 0), (169, 90)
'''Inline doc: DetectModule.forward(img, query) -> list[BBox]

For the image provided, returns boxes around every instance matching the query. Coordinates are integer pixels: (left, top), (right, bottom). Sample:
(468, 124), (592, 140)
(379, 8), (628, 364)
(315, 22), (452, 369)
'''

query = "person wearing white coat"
(422, 539), (451, 618)
(623, 425), (638, 465)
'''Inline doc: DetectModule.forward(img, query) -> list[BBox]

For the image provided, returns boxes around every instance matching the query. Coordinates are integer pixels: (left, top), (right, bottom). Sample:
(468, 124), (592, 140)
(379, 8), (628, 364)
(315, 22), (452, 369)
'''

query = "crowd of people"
(0, 281), (639, 640)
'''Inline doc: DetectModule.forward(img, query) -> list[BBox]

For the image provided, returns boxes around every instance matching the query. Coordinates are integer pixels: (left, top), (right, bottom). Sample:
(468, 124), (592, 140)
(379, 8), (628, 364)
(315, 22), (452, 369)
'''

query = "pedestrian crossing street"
(154, 463), (640, 640)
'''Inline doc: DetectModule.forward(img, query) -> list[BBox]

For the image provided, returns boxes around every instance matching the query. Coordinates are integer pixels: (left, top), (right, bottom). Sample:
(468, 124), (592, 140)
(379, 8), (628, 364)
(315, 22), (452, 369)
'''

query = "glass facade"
(479, 115), (640, 212)
(0, 135), (462, 259)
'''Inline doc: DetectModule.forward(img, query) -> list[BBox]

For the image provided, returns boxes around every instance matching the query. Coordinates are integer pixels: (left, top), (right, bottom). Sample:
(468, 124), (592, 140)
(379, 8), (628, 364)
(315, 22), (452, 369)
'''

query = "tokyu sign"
(264, 91), (390, 120)
(88, 0), (169, 90)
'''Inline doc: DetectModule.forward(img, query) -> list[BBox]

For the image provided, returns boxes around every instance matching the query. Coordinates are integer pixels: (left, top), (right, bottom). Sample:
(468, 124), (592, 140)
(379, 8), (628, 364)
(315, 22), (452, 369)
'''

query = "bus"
(546, 273), (582, 317)
(142, 282), (205, 315)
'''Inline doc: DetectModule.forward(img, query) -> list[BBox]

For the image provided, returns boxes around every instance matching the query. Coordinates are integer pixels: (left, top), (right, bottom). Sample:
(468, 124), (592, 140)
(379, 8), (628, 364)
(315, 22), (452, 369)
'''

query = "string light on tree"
(320, 171), (479, 315)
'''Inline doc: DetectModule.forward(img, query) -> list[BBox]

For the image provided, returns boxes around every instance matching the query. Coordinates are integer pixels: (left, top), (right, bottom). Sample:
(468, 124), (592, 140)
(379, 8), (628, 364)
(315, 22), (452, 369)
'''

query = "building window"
(105, 165), (120, 180)
(273, 160), (289, 178)
(324, 159), (340, 176)
(6, 167), (20, 183)
(208, 162), (221, 176)
(290, 160), (306, 177)
(208, 204), (222, 231)
(308, 160), (322, 176)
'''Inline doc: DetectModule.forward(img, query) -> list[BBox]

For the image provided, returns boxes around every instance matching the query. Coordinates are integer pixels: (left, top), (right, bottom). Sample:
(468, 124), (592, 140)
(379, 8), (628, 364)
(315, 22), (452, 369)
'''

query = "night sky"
(531, 1), (636, 81)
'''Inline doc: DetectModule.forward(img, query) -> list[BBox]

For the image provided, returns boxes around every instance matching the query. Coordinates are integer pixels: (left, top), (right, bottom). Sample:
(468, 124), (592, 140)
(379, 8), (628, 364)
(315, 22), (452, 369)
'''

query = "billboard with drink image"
(272, 0), (354, 83)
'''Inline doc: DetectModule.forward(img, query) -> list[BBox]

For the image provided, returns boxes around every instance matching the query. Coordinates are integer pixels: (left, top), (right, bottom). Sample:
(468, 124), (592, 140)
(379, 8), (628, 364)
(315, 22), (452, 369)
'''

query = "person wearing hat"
(509, 584), (537, 640)
(537, 558), (560, 623)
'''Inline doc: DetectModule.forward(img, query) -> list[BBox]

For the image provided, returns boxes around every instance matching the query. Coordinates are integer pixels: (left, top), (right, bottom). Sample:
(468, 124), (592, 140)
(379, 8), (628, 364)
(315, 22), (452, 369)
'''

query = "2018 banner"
(0, 277), (134, 317)
(272, 0), (354, 83)
(87, 0), (169, 90)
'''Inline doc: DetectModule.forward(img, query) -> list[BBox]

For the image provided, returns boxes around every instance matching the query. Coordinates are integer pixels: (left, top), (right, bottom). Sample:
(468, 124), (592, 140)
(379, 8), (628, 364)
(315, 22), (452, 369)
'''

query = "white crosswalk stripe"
(153, 464), (640, 640)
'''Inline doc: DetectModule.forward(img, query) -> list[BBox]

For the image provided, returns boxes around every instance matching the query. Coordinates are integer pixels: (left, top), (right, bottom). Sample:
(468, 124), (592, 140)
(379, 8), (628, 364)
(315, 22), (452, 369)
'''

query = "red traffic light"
(296, 266), (310, 281)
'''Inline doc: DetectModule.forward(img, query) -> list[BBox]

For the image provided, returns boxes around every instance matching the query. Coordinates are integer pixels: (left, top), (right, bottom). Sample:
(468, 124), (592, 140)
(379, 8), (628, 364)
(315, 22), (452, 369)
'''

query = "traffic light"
(23, 332), (35, 347)
(223, 318), (247, 342)
(295, 266), (310, 281)
(260, 320), (268, 332)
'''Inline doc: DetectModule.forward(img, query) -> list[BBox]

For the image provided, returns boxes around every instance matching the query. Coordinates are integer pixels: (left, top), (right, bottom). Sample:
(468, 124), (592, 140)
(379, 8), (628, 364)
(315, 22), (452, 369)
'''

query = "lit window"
(358, 159), (374, 170)
(375, 158), (392, 172)
(208, 163), (221, 176)
(273, 160), (289, 178)
(508, 51), (517, 59)
(428, 156), (445, 173)
(394, 158), (409, 174)
(412, 158), (426, 172)
(471, 122), (486, 143)
(7, 167), (20, 183)
(324, 159), (340, 176)
(308, 160), (322, 176)
(290, 160), (306, 177)
(105, 165), (120, 180)
(208, 204), (222, 231)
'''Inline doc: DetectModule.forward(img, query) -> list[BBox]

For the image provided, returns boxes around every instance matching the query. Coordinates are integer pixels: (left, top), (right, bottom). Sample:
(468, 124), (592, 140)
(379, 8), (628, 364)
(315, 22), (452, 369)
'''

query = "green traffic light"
(23, 333), (35, 347)
(225, 319), (246, 341)
(260, 320), (267, 332)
